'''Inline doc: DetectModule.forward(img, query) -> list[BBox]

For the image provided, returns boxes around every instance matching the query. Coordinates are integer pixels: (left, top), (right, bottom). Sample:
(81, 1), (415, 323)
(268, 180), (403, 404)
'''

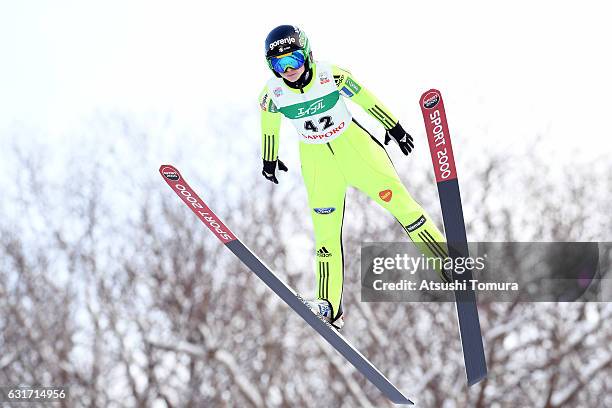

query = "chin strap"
(283, 64), (313, 89)
(299, 66), (312, 86)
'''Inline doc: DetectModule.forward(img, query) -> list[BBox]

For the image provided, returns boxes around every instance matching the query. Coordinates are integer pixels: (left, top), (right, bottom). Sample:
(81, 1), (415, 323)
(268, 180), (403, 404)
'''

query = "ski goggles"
(268, 50), (306, 74)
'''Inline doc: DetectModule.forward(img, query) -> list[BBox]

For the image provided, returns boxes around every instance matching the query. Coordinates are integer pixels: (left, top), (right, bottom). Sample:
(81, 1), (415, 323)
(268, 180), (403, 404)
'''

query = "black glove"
(384, 122), (414, 155)
(261, 159), (288, 184)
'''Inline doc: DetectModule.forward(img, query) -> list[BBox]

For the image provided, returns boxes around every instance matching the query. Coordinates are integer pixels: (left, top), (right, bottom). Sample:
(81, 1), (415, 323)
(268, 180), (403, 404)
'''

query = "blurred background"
(0, 1), (611, 407)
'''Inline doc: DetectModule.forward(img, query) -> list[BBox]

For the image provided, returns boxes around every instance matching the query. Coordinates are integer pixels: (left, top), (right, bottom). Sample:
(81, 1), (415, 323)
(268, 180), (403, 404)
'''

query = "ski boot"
(304, 298), (344, 330)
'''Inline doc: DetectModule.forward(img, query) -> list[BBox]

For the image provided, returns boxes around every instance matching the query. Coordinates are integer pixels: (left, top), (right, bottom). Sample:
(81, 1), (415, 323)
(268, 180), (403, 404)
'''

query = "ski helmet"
(265, 25), (312, 78)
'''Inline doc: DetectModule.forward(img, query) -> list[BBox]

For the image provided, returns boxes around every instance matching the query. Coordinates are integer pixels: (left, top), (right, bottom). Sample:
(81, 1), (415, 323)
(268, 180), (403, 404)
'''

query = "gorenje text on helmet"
(269, 37), (296, 50)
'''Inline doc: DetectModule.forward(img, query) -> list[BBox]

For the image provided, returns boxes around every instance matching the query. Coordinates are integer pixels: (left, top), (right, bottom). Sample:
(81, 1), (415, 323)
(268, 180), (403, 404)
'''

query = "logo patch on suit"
(319, 72), (330, 84)
(406, 215), (427, 232)
(340, 86), (354, 97)
(345, 77), (361, 94)
(317, 247), (332, 257)
(314, 207), (336, 214)
(273, 87), (283, 97)
(260, 94), (269, 111)
(379, 189), (393, 202)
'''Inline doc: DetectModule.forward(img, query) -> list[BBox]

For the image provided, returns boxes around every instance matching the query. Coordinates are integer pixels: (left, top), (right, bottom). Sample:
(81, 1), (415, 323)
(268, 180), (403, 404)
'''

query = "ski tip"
(159, 165), (182, 182)
(420, 88), (441, 98)
(159, 164), (178, 173)
(419, 89), (443, 110)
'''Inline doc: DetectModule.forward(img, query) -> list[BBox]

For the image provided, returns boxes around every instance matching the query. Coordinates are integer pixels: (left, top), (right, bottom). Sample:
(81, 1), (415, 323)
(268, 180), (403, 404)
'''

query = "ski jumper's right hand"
(259, 86), (285, 184)
(262, 159), (288, 184)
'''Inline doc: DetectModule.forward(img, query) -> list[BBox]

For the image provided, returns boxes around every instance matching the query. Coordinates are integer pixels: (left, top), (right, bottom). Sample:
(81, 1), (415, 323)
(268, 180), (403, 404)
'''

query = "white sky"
(0, 0), (611, 163)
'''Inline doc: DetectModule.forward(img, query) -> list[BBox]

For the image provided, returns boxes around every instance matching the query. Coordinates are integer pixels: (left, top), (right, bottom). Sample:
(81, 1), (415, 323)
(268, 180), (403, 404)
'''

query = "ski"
(419, 90), (488, 386)
(159, 165), (414, 405)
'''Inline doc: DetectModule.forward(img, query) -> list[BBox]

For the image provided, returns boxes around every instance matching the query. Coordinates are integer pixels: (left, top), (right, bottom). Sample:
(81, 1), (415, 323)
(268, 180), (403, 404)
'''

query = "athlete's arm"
(332, 66), (414, 155)
(260, 87), (282, 161)
(259, 86), (288, 183)
(332, 65), (398, 130)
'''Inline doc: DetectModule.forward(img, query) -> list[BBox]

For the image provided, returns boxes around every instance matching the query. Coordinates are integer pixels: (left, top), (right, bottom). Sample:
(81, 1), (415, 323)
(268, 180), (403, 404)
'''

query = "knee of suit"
(312, 214), (344, 239)
(387, 197), (429, 226)
(403, 214), (448, 259)
(375, 186), (424, 219)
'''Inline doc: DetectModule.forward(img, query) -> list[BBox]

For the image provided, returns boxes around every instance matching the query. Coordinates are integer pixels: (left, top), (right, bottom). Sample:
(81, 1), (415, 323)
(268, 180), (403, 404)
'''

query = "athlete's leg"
(300, 143), (348, 322)
(335, 121), (450, 281)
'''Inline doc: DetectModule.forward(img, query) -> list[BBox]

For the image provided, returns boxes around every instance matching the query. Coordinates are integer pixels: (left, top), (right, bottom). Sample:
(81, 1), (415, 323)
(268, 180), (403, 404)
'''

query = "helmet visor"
(269, 50), (305, 74)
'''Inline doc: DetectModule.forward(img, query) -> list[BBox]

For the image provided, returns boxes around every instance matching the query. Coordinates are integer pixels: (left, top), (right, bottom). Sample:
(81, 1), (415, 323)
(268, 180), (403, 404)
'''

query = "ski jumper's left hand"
(384, 122), (414, 155)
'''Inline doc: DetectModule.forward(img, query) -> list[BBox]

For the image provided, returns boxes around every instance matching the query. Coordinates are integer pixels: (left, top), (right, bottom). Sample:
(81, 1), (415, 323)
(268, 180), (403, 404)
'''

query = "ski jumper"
(259, 62), (448, 322)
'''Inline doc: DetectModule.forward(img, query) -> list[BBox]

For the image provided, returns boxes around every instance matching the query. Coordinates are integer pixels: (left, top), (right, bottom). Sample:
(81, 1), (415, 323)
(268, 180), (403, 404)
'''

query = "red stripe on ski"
(159, 165), (236, 244)
(420, 89), (458, 183)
